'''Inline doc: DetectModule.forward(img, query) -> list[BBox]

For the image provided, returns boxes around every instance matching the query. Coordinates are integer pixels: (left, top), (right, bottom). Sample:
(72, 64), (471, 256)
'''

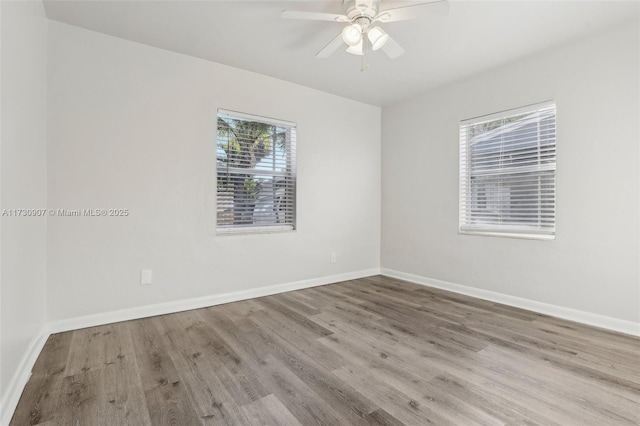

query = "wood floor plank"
(275, 293), (322, 316)
(201, 307), (363, 425)
(184, 309), (272, 407)
(531, 318), (640, 357)
(251, 324), (379, 422)
(100, 355), (153, 426)
(348, 347), (502, 425)
(354, 408), (405, 426)
(215, 299), (265, 323)
(9, 375), (61, 425)
(55, 368), (102, 425)
(253, 297), (334, 338)
(31, 332), (74, 378)
(255, 354), (353, 425)
(476, 345), (640, 422)
(228, 331), (349, 423)
(249, 308), (346, 371)
(301, 288), (385, 323)
(11, 276), (640, 425)
(332, 364), (453, 425)
(10, 333), (73, 425)
(154, 312), (246, 425)
(128, 317), (203, 425)
(464, 311), (640, 382)
(63, 323), (133, 377)
(427, 373), (552, 426)
(240, 394), (303, 426)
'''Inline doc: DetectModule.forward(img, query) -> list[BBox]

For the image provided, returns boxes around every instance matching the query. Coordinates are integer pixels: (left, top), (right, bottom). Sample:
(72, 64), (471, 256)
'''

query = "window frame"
(458, 101), (557, 240)
(216, 109), (297, 235)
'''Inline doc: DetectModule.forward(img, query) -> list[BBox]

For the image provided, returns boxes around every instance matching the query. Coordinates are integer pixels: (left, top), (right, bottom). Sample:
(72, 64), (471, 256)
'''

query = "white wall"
(382, 22), (640, 324)
(0, 0), (48, 414)
(46, 22), (381, 322)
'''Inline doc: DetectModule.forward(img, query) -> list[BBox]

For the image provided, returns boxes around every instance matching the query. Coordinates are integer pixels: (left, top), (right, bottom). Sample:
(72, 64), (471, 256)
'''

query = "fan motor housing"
(344, 0), (381, 21)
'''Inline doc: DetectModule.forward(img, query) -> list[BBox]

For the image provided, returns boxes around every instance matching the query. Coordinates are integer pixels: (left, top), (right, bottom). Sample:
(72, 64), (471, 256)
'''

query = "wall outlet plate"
(140, 269), (152, 285)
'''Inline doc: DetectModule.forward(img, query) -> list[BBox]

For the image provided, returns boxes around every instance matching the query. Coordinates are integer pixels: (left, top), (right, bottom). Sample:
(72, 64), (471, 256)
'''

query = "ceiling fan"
(281, 0), (449, 62)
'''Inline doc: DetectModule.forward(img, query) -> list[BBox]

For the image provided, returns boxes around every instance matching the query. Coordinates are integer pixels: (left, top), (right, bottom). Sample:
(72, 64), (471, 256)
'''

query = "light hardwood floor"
(11, 275), (640, 425)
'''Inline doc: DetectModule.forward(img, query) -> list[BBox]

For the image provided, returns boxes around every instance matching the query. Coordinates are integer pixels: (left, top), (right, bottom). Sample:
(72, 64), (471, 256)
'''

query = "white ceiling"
(43, 1), (639, 106)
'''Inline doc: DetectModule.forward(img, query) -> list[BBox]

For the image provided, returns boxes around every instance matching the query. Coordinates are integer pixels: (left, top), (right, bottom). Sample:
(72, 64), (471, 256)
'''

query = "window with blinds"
(216, 110), (296, 233)
(459, 101), (556, 239)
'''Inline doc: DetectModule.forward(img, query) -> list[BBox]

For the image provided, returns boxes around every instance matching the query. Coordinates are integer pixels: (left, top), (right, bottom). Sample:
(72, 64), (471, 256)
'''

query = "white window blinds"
(459, 101), (556, 239)
(216, 110), (296, 233)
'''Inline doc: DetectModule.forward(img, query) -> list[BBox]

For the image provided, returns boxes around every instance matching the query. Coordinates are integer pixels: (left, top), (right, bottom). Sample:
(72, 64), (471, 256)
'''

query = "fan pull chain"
(361, 36), (370, 72)
(361, 56), (368, 72)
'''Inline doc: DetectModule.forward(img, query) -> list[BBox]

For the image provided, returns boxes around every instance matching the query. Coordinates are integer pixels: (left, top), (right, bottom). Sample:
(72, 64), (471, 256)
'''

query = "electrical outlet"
(140, 269), (152, 285)
(330, 252), (337, 264)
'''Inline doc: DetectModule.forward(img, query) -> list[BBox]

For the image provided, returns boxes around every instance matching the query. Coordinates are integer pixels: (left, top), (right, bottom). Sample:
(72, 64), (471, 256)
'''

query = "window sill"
(216, 225), (295, 236)
(459, 230), (555, 241)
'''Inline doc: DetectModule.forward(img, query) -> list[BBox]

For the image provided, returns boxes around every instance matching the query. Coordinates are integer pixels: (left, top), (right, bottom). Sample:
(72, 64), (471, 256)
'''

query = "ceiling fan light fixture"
(342, 24), (362, 46)
(346, 41), (364, 56)
(368, 26), (389, 51)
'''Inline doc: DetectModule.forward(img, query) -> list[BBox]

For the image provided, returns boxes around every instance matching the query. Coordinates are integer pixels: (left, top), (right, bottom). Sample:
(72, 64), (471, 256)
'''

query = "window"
(216, 110), (296, 233)
(459, 101), (556, 239)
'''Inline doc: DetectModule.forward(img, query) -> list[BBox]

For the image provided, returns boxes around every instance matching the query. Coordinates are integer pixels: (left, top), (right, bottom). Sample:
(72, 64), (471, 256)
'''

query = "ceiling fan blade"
(381, 36), (405, 59)
(281, 10), (350, 23)
(375, 0), (449, 23)
(316, 33), (345, 58)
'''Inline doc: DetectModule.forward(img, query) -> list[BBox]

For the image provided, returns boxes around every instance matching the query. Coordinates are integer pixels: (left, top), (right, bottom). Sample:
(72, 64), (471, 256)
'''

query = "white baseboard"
(381, 268), (640, 337)
(0, 325), (50, 426)
(48, 268), (380, 334)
